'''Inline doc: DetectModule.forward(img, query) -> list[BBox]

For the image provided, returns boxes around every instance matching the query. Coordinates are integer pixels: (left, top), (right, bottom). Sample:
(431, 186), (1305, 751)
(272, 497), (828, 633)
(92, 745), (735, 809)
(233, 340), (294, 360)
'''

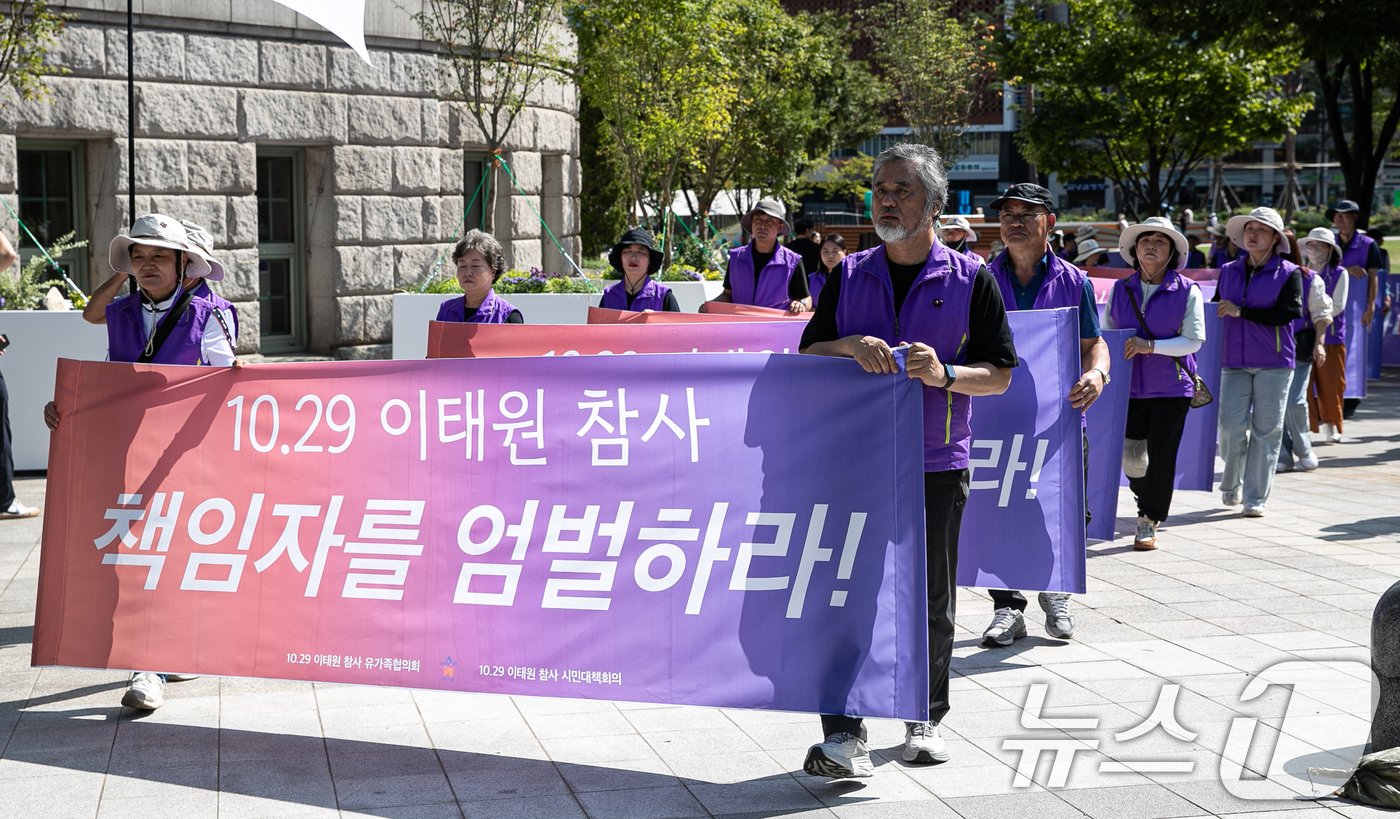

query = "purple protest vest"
(1209, 247), (1237, 269)
(729, 243), (800, 309)
(599, 277), (671, 312)
(808, 269), (828, 305)
(190, 280), (239, 339)
(435, 290), (519, 323)
(1108, 272), (1198, 399)
(834, 243), (978, 472)
(988, 248), (1086, 313)
(1217, 255), (1297, 369)
(1338, 229), (1377, 271)
(105, 290), (216, 365)
(1317, 263), (1347, 345)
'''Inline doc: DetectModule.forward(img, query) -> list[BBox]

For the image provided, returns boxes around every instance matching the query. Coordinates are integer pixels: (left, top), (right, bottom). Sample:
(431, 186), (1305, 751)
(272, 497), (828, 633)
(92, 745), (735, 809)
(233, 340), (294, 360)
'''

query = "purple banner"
(1385, 272), (1400, 368)
(961, 308), (1087, 594)
(1345, 271), (1369, 398)
(1087, 329), (1133, 540)
(1369, 270), (1389, 378)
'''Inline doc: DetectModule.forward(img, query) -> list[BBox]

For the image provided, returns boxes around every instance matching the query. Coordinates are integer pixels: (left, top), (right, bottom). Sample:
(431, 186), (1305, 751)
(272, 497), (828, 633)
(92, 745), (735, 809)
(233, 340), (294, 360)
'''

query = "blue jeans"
(1218, 367), (1292, 506)
(1279, 360), (1314, 466)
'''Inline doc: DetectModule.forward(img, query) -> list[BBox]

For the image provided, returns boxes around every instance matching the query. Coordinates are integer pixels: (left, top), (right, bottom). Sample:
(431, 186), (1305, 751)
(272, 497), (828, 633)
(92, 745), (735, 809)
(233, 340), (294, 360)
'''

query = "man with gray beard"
(800, 143), (1018, 778)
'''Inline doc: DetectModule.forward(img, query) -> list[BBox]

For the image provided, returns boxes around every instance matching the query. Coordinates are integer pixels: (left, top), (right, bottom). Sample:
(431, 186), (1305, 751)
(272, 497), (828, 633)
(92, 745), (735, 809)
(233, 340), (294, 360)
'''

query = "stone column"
(1371, 580), (1400, 753)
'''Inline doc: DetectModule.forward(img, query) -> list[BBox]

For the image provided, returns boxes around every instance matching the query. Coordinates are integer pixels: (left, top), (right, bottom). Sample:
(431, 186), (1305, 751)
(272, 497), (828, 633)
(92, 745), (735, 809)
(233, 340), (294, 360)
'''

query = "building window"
(257, 149), (307, 352)
(16, 140), (88, 287)
(462, 153), (489, 232)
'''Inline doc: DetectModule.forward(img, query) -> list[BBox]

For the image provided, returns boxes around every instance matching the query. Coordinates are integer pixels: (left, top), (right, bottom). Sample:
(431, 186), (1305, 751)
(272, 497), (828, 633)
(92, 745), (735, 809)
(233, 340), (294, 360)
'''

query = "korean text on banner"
(35, 353), (931, 720)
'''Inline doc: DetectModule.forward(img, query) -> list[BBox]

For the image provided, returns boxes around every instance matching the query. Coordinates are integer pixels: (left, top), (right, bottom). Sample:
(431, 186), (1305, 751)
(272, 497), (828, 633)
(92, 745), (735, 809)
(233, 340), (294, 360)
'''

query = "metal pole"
(127, 0), (136, 226)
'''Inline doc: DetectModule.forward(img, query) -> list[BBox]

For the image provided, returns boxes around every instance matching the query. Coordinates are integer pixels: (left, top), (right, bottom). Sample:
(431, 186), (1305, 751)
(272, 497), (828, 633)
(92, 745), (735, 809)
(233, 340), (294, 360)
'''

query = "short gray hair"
(872, 143), (948, 223)
(452, 229), (508, 282)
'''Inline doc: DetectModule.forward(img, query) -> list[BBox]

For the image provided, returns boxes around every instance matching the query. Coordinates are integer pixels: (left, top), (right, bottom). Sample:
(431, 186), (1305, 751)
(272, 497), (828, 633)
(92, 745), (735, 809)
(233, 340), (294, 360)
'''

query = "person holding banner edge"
(1302, 227), (1349, 442)
(434, 230), (523, 324)
(1104, 217), (1206, 550)
(983, 183), (1109, 646)
(1329, 199), (1380, 423)
(800, 143), (1017, 778)
(1213, 207), (1304, 517)
(44, 213), (239, 710)
(598, 228), (680, 312)
(709, 198), (810, 314)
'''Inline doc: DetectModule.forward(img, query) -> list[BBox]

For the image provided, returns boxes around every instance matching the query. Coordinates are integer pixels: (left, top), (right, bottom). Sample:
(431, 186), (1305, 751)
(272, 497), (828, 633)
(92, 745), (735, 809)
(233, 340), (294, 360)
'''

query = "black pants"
(990, 428), (1091, 612)
(0, 371), (13, 509)
(1124, 397), (1191, 523)
(821, 468), (968, 736)
(1343, 397), (1360, 420)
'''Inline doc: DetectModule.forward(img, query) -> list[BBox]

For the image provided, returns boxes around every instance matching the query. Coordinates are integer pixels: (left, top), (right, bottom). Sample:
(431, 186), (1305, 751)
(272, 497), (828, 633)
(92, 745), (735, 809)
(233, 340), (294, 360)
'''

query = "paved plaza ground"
(2, 375), (1399, 818)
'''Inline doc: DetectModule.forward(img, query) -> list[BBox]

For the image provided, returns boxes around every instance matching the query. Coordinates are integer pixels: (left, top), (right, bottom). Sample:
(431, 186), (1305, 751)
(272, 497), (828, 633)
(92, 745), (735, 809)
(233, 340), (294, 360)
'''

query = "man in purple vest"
(1328, 199), (1381, 421)
(800, 143), (1017, 778)
(709, 198), (810, 313)
(983, 183), (1109, 648)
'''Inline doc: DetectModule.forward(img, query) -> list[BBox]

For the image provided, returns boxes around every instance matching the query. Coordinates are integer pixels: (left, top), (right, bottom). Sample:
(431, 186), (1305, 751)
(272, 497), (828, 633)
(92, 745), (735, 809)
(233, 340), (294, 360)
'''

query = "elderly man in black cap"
(709, 197), (810, 313)
(1329, 199), (1381, 421)
(983, 182), (1109, 648)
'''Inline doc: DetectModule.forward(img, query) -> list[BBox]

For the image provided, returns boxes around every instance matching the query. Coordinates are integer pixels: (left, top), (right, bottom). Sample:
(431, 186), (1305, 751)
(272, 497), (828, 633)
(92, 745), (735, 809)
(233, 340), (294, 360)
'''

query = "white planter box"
(0, 310), (109, 470)
(666, 280), (724, 312)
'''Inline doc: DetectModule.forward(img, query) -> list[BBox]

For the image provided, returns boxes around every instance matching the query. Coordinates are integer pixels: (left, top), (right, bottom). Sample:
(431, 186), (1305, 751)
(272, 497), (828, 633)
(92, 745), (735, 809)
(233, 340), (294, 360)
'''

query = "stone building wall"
(0, 2), (581, 357)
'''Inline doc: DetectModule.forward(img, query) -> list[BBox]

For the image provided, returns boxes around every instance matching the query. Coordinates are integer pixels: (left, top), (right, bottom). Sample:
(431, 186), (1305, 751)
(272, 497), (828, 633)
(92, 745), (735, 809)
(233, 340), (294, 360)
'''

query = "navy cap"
(990, 183), (1055, 213)
(1325, 199), (1360, 220)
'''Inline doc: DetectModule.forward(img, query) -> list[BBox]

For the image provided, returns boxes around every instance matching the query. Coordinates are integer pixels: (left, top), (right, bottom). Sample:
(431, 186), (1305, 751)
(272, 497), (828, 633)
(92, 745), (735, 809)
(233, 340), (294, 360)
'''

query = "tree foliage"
(1130, 0), (1400, 226)
(0, 0), (70, 101)
(416, 0), (568, 232)
(999, 0), (1309, 218)
(865, 0), (994, 166)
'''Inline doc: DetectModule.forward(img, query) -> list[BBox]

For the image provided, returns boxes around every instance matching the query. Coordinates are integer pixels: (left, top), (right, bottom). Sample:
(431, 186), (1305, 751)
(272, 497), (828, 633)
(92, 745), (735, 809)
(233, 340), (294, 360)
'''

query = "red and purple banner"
(428, 321), (807, 359)
(35, 354), (930, 719)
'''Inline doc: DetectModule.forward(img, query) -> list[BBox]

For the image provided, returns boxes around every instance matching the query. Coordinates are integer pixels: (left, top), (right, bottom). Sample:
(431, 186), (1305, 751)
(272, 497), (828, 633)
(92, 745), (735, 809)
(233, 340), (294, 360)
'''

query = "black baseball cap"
(1325, 199), (1360, 220)
(990, 183), (1056, 213)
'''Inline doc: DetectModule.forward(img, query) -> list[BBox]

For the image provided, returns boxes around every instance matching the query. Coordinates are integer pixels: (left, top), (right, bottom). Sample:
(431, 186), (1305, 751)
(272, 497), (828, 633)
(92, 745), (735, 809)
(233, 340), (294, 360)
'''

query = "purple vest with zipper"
(435, 290), (519, 323)
(729, 243), (800, 309)
(988, 249), (1086, 313)
(1338, 230), (1377, 271)
(1217, 256), (1296, 369)
(1317, 263), (1347, 345)
(835, 243), (978, 472)
(105, 291), (214, 365)
(1109, 271), (1198, 399)
(599, 277), (670, 312)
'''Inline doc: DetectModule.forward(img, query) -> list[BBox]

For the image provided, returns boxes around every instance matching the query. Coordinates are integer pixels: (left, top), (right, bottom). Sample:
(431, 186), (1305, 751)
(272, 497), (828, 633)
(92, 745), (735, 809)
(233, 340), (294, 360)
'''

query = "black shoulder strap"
(138, 288), (196, 364)
(1124, 284), (1154, 339)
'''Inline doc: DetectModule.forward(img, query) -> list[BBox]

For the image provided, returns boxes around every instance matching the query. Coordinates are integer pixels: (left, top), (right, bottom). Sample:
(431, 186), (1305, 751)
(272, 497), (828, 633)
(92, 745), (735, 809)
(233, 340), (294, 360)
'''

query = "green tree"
(0, 1), (70, 101)
(1131, 0), (1400, 226)
(999, 0), (1309, 218)
(416, 0), (568, 233)
(865, 0), (994, 166)
(578, 95), (629, 257)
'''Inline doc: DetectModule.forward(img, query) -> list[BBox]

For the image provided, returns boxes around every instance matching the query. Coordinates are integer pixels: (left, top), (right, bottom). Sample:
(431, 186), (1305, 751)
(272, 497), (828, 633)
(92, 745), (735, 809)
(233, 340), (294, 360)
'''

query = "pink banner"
(698, 302), (809, 319)
(428, 321), (806, 358)
(35, 355), (930, 719)
(587, 307), (805, 325)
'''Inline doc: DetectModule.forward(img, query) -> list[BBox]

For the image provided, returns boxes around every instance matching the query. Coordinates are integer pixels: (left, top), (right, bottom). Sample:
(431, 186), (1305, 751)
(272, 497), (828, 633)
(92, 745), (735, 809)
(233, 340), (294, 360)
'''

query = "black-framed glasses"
(999, 211), (1050, 225)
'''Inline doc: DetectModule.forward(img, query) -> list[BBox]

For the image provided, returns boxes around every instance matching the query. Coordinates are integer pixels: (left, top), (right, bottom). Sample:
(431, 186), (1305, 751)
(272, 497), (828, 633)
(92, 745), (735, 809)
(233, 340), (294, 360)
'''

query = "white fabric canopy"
(270, 0), (372, 64)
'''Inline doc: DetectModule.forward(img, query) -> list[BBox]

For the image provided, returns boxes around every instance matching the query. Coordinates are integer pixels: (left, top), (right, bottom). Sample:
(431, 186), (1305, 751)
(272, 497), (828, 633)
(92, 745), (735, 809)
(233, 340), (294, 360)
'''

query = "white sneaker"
(1298, 453), (1319, 471)
(1242, 503), (1266, 518)
(1038, 592), (1075, 639)
(1221, 489), (1242, 507)
(903, 721), (949, 764)
(0, 501), (39, 519)
(803, 732), (874, 778)
(982, 607), (1027, 646)
(1275, 460), (1292, 474)
(1133, 515), (1158, 551)
(121, 672), (165, 710)
(1322, 423), (1342, 443)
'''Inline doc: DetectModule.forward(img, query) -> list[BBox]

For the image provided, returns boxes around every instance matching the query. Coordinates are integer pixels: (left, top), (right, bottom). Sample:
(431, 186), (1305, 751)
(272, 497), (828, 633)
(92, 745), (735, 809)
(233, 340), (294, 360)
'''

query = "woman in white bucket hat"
(1298, 227), (1349, 443)
(1213, 207), (1304, 517)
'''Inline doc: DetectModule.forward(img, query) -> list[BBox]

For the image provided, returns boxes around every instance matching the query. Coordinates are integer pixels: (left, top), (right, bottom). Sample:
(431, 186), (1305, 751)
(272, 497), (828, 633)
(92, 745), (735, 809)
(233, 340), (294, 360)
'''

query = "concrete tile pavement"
(1, 378), (1398, 817)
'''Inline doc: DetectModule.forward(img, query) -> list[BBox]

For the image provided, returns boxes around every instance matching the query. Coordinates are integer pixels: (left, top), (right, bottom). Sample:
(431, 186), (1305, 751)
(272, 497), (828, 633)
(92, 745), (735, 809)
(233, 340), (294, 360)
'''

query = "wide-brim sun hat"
(1298, 226), (1343, 266)
(179, 219), (225, 281)
(938, 215), (977, 243)
(1207, 224), (1228, 238)
(108, 213), (212, 278)
(1325, 199), (1360, 221)
(740, 197), (790, 236)
(607, 227), (664, 275)
(1225, 207), (1289, 255)
(1118, 216), (1189, 270)
(1073, 238), (1106, 264)
(1074, 224), (1097, 240)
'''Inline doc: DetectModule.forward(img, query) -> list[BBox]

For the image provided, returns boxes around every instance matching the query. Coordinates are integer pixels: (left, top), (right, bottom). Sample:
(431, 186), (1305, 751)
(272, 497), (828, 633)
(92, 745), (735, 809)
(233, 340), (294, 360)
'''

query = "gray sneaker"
(121, 672), (165, 710)
(902, 721), (949, 764)
(1038, 592), (1074, 639)
(982, 607), (1026, 647)
(803, 732), (875, 778)
(1221, 488), (1242, 507)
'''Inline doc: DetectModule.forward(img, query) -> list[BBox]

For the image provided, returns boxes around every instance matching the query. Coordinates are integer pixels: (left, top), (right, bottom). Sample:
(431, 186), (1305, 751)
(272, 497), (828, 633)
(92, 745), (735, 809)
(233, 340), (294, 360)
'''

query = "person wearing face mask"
(937, 215), (982, 261)
(807, 232), (846, 307)
(43, 213), (238, 711)
(1212, 207), (1303, 517)
(709, 198), (810, 314)
(434, 230), (523, 324)
(1276, 237), (1334, 473)
(598, 228), (679, 312)
(1300, 228), (1349, 444)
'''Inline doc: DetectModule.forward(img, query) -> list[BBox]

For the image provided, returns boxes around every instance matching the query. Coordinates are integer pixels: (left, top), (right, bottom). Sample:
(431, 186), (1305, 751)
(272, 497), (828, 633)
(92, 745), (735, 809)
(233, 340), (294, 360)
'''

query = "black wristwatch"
(942, 363), (958, 388)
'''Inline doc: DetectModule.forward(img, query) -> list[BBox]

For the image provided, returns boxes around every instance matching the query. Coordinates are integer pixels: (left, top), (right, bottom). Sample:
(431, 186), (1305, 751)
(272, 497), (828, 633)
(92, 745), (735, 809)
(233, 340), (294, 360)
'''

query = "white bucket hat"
(179, 220), (225, 281)
(1225, 207), (1290, 255)
(1297, 226), (1342, 266)
(1118, 216), (1189, 270)
(1074, 224), (1097, 241)
(108, 214), (212, 279)
(1073, 238), (1107, 264)
(938, 214), (978, 243)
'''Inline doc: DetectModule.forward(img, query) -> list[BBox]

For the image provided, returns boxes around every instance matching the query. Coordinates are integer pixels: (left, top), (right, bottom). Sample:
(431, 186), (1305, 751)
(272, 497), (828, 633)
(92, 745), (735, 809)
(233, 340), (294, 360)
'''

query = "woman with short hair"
(435, 230), (523, 324)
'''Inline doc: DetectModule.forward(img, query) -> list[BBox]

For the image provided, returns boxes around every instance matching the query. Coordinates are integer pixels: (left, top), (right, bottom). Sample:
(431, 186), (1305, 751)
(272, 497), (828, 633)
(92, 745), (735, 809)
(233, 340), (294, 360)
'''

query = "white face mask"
(1305, 245), (1331, 268)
